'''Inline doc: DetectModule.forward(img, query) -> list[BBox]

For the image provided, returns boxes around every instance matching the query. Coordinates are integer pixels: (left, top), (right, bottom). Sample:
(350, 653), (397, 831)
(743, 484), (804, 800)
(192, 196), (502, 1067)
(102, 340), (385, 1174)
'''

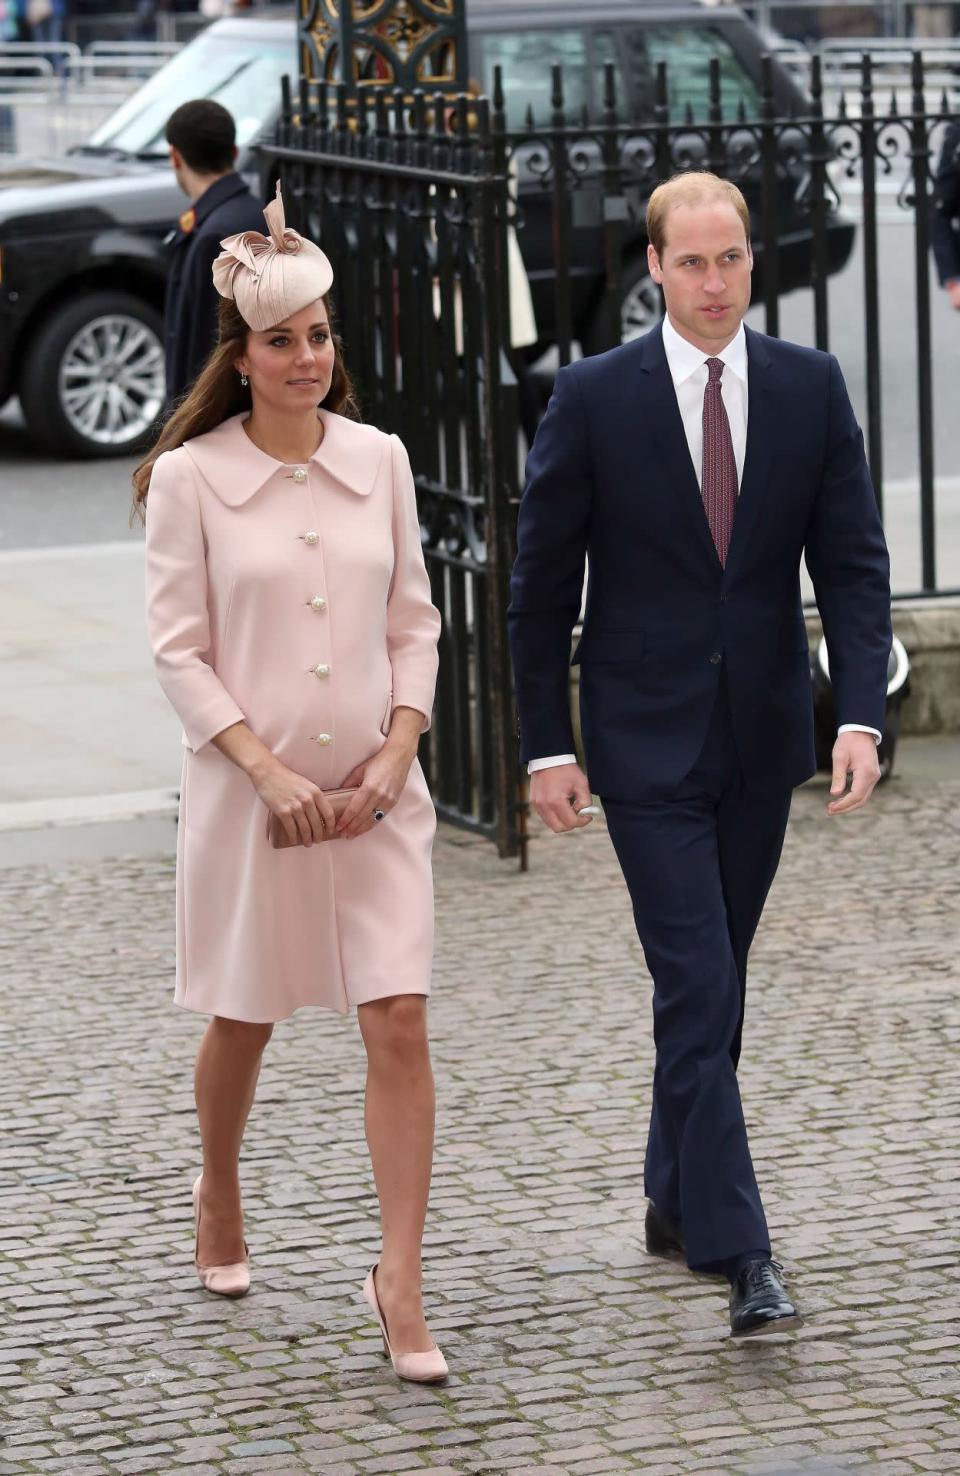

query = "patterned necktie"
(701, 357), (737, 567)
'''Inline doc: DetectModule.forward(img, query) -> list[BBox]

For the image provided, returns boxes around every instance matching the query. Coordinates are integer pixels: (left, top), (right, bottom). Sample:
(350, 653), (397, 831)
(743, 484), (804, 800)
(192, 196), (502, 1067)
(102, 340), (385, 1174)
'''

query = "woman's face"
(235, 298), (336, 412)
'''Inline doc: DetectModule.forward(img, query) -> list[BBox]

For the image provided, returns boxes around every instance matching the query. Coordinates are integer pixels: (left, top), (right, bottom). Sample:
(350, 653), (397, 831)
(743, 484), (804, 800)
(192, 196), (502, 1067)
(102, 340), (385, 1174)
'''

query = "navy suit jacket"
(507, 322), (892, 799)
(164, 174), (265, 409)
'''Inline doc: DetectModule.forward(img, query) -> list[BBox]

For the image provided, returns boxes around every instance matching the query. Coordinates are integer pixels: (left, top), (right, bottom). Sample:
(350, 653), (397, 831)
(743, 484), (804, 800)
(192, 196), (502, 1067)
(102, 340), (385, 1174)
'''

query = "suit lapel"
(640, 324), (721, 571)
(725, 326), (775, 576)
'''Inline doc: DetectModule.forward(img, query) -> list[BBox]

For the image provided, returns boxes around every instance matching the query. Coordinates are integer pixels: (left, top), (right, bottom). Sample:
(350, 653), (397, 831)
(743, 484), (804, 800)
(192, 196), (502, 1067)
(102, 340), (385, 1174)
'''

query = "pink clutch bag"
(267, 787), (359, 849)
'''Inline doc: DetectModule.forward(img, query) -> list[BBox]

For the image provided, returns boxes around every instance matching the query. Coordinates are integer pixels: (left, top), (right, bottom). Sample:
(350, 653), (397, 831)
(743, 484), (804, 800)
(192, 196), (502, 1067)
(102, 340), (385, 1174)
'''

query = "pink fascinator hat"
(212, 180), (334, 332)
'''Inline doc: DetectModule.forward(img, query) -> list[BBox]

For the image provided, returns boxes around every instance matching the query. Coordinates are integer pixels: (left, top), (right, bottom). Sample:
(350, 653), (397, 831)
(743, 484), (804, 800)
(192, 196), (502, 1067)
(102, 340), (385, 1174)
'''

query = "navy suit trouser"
(602, 676), (792, 1270)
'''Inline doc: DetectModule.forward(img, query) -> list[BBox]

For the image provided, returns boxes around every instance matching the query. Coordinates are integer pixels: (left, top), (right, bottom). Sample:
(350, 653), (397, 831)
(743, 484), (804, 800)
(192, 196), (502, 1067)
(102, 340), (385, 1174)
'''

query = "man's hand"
(529, 763), (595, 834)
(947, 279), (960, 311)
(827, 731), (882, 816)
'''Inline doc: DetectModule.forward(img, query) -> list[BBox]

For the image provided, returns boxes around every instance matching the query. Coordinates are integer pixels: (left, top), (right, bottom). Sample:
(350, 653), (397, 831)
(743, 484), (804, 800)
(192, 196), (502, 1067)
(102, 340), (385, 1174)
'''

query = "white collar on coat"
(182, 410), (388, 506)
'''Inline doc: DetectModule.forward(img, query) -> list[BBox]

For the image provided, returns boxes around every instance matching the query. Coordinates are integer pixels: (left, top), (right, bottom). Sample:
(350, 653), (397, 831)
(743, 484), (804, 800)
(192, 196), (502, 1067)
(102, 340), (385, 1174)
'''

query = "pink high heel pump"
(362, 1265), (448, 1383)
(192, 1175), (250, 1298)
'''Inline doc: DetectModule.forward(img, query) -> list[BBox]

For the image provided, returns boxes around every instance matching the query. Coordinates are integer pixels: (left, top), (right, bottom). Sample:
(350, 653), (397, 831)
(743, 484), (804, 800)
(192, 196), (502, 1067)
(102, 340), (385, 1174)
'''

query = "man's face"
(647, 200), (753, 351)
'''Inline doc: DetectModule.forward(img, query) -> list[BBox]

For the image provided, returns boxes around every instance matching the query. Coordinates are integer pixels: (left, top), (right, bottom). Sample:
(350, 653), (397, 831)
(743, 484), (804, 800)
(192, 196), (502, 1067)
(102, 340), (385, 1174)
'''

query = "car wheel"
(582, 258), (661, 357)
(19, 292), (165, 458)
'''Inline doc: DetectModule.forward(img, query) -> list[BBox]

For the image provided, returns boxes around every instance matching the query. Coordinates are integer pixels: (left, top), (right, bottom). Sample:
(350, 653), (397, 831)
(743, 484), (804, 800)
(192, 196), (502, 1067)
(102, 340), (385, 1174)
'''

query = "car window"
(87, 32), (295, 156)
(625, 25), (762, 120)
(478, 28), (626, 126)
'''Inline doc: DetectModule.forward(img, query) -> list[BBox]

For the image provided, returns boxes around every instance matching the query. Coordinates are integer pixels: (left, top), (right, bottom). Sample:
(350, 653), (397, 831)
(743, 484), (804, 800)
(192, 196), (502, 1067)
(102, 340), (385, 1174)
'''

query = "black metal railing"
(262, 51), (958, 858)
(494, 51), (957, 596)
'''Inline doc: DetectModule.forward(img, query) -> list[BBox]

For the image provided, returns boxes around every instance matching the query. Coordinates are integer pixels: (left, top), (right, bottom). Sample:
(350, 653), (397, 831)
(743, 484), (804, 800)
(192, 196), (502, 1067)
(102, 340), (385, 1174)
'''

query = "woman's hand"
(248, 756), (337, 847)
(335, 708), (423, 839)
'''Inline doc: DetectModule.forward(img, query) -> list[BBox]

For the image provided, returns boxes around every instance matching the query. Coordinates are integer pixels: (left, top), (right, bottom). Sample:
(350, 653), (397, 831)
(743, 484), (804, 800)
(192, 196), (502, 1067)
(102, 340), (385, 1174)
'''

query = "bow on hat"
(212, 180), (334, 332)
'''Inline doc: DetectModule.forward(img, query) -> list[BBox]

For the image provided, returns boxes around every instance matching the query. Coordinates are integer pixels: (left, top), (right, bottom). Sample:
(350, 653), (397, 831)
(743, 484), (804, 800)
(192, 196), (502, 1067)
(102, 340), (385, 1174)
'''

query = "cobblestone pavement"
(2, 771), (958, 1476)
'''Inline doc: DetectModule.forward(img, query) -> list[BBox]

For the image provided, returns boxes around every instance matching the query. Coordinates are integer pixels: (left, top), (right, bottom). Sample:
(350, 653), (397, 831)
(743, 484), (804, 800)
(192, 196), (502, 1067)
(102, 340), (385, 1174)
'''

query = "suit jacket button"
(709, 651), (722, 664)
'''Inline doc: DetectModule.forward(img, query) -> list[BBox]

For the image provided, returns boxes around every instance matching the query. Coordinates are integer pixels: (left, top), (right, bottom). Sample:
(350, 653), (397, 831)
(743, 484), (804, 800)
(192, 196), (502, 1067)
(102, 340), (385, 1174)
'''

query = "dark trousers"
(602, 678), (792, 1270)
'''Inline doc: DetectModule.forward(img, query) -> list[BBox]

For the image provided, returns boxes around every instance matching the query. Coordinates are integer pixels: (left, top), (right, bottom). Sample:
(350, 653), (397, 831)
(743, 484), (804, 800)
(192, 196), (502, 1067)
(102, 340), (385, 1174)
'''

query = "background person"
(509, 171), (891, 1339)
(162, 99), (264, 409)
(931, 119), (960, 310)
(439, 83), (542, 444)
(25, 0), (66, 64)
(134, 185), (447, 1384)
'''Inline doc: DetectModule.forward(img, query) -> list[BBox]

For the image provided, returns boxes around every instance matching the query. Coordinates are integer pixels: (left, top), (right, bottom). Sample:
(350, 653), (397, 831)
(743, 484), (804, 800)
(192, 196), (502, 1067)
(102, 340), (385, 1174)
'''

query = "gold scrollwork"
(299, 0), (465, 92)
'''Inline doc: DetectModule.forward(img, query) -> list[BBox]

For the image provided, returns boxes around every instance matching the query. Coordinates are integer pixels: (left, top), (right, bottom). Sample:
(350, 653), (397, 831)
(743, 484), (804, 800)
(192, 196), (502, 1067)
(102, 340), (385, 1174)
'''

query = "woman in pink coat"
(133, 185), (447, 1383)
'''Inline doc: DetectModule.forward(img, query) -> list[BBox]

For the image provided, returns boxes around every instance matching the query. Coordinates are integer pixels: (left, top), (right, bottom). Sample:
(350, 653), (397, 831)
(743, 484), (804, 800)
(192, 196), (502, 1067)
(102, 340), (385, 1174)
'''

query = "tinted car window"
(87, 32), (296, 156)
(478, 28), (626, 126)
(626, 25), (762, 120)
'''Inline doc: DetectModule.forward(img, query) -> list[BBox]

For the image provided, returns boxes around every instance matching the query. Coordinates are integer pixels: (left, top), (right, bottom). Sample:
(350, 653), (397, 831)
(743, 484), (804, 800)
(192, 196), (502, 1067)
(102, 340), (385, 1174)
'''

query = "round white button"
(292, 468), (307, 484)
(312, 664), (330, 678)
(314, 733), (332, 745)
(303, 530), (319, 546)
(310, 595), (327, 612)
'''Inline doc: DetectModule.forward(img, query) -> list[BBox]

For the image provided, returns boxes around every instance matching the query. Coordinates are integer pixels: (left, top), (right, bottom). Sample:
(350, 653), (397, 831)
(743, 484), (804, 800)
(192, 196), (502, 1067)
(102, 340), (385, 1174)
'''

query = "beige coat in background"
(144, 411), (442, 1023)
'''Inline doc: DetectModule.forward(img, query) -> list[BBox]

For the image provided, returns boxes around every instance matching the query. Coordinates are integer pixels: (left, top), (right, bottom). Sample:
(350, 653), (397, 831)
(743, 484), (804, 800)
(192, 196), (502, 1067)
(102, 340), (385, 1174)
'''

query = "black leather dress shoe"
(644, 1201), (685, 1260)
(729, 1259), (802, 1337)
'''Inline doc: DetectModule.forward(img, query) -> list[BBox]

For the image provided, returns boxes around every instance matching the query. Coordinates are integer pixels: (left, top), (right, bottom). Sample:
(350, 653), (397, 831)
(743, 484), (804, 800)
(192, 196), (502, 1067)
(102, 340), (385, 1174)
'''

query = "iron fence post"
(909, 49), (936, 591)
(601, 61), (627, 353)
(759, 54), (780, 339)
(549, 65), (574, 367)
(859, 53), (884, 513)
(808, 53), (830, 352)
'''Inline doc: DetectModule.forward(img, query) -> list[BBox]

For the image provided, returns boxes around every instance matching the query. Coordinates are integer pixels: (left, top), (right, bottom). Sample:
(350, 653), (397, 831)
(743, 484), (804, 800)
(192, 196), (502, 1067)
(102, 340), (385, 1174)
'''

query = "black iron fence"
(263, 50), (958, 860)
(497, 51), (957, 595)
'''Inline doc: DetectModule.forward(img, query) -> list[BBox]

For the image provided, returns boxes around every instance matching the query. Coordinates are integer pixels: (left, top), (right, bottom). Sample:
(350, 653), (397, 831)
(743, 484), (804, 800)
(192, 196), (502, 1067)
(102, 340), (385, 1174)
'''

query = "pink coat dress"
(144, 410), (442, 1023)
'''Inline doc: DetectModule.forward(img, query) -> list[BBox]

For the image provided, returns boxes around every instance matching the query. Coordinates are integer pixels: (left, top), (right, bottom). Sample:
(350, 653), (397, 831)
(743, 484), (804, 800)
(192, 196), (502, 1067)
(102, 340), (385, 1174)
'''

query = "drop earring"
(239, 371), (248, 387)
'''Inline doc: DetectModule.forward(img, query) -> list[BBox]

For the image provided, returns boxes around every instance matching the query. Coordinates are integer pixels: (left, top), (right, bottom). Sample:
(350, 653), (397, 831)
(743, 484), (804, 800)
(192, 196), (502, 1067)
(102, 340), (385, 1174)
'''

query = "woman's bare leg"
(357, 995), (436, 1353)
(194, 1016), (273, 1266)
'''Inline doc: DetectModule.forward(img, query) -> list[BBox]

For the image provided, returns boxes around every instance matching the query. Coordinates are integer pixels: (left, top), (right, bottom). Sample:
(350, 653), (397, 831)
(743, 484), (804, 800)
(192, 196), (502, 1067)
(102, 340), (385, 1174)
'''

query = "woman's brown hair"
(131, 295), (359, 521)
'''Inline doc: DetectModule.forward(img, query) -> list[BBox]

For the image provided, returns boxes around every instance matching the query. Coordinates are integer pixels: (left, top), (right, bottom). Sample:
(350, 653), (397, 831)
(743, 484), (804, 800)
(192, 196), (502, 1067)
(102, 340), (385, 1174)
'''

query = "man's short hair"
(165, 99), (236, 175)
(646, 171), (751, 257)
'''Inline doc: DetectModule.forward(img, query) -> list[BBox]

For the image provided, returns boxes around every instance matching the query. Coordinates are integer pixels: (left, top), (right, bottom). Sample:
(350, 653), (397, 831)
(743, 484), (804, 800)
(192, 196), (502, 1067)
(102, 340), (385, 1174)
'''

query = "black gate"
(266, 82), (525, 861)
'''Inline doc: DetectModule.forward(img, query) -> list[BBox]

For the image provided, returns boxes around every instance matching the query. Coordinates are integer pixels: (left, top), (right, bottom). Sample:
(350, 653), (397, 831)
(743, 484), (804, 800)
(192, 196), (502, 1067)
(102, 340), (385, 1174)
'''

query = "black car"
(0, 4), (854, 457)
(464, 0), (854, 357)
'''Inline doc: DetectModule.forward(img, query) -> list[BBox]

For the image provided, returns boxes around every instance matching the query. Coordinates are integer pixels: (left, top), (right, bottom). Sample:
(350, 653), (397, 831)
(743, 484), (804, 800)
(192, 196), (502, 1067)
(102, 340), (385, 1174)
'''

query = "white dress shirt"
(662, 311), (749, 491)
(528, 315), (879, 774)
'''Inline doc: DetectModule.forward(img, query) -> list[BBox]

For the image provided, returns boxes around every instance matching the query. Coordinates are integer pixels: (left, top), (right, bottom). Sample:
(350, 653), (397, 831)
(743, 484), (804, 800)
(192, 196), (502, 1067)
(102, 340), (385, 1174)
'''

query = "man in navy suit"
(508, 172), (891, 1336)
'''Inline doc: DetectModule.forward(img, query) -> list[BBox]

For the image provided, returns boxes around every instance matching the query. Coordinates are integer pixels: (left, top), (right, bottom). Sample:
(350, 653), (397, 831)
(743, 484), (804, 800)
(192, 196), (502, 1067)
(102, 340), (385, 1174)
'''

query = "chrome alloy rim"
(58, 314), (165, 446)
(621, 277), (661, 342)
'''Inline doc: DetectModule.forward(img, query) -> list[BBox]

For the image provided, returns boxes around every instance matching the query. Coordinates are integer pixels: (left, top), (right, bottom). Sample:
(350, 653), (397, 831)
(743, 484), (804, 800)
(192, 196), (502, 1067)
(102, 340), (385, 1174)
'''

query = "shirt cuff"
(528, 753), (578, 774)
(837, 723), (882, 744)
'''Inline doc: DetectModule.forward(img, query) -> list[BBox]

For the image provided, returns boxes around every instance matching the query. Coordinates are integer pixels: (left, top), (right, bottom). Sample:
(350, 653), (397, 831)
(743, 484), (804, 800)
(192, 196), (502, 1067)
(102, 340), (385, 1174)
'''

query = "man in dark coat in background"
(931, 120), (960, 312)
(163, 99), (264, 410)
